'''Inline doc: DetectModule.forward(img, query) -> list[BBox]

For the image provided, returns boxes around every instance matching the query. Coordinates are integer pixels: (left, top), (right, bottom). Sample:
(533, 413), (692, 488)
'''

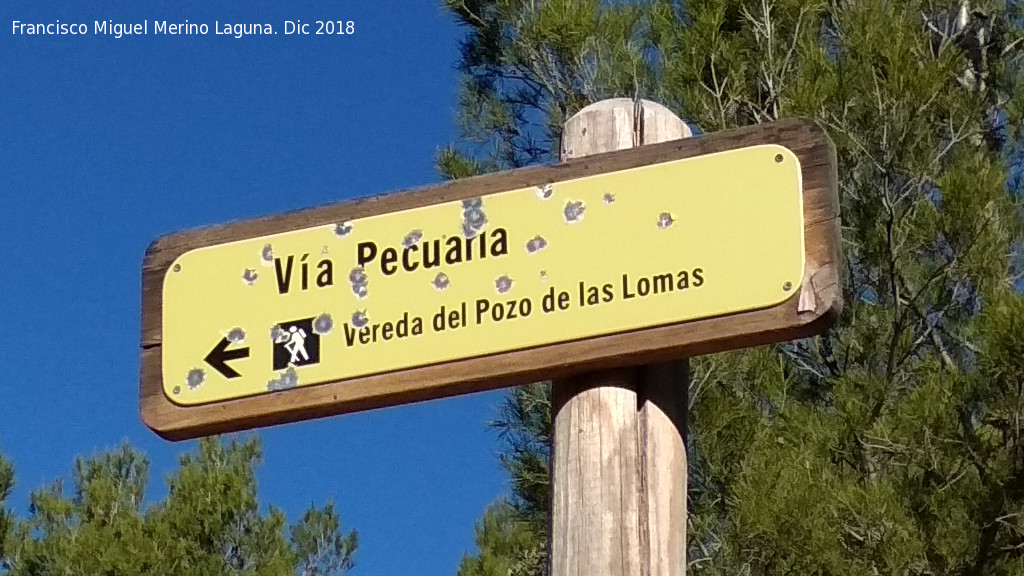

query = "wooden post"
(551, 99), (692, 576)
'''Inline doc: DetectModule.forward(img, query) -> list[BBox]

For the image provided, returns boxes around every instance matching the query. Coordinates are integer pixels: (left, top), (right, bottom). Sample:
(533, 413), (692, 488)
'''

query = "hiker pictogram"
(286, 326), (309, 363)
(272, 318), (321, 371)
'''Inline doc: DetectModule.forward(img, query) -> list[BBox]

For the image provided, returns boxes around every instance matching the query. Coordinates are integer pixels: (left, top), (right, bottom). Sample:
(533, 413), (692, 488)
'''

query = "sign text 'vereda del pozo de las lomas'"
(140, 120), (842, 440)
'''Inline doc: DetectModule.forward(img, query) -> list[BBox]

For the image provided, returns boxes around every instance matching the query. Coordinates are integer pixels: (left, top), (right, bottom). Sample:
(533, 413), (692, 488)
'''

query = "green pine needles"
(0, 437), (357, 576)
(443, 1), (1024, 575)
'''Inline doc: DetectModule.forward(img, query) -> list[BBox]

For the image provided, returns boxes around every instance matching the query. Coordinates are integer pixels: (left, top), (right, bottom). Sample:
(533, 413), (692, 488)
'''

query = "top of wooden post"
(561, 98), (693, 159)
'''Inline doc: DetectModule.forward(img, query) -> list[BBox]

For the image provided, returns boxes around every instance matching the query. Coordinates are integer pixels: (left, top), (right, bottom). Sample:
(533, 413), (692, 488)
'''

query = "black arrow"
(204, 337), (250, 379)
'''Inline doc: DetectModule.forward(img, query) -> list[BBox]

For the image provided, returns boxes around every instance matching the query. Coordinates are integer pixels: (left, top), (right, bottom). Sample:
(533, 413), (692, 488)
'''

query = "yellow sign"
(162, 144), (804, 405)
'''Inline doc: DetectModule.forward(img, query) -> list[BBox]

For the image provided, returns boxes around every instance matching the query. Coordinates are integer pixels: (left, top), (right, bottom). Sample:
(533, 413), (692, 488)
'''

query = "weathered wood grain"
(140, 114), (841, 440)
(638, 361), (689, 576)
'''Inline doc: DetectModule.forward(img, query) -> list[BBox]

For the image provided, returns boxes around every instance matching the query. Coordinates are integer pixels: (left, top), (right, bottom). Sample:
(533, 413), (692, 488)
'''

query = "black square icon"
(272, 318), (321, 371)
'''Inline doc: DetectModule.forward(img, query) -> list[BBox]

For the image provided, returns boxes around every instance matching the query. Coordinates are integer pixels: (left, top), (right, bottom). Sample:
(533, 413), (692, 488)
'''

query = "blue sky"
(1, 1), (511, 574)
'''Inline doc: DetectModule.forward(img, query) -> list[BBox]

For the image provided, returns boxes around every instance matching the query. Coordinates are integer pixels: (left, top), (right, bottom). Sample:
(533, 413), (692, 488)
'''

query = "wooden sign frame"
(140, 118), (841, 440)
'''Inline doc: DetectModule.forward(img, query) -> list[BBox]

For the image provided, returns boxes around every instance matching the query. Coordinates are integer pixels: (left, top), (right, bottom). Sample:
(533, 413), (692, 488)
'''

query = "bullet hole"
(525, 235), (548, 254)
(186, 369), (205, 390)
(432, 272), (450, 291)
(267, 367), (299, 392)
(350, 266), (369, 299)
(242, 269), (259, 285)
(540, 270), (549, 282)
(657, 212), (676, 229)
(349, 266), (367, 284)
(463, 210), (487, 237)
(603, 193), (616, 205)
(536, 184), (554, 200)
(271, 325), (287, 343)
(563, 200), (586, 223)
(462, 198), (487, 238)
(227, 328), (246, 343)
(495, 275), (514, 294)
(261, 244), (274, 264)
(351, 310), (369, 328)
(403, 229), (423, 248)
(313, 313), (334, 335)
(335, 221), (354, 237)
(172, 386), (181, 395)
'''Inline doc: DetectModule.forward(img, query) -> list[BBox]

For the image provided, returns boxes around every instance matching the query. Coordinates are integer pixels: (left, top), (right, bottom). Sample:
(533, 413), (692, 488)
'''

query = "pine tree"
(0, 453), (13, 562)
(443, 1), (1024, 574)
(456, 501), (545, 576)
(0, 436), (357, 576)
